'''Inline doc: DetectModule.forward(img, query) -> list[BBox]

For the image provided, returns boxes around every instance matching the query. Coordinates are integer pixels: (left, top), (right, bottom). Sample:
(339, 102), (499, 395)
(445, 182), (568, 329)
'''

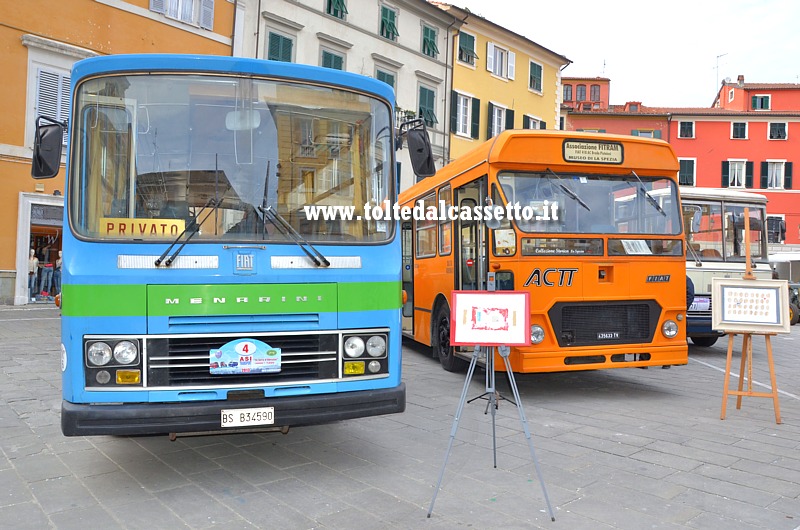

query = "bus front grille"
(146, 333), (339, 387)
(548, 301), (660, 347)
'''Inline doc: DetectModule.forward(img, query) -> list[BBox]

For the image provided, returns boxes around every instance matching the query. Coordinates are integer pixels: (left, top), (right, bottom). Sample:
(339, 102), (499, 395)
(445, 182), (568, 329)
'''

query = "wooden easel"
(720, 209), (781, 424)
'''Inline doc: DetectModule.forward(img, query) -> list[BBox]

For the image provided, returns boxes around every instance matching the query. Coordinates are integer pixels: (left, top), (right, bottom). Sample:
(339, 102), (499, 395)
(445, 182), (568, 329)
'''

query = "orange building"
(566, 75), (800, 244)
(1, 0), (235, 304)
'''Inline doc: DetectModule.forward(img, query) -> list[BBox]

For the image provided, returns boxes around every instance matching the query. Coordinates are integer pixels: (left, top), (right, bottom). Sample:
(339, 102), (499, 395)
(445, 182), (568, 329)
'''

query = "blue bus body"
(50, 54), (406, 435)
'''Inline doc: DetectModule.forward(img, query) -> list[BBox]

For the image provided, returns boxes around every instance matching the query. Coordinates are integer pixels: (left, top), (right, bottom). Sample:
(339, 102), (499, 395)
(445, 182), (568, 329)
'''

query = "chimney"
(737, 75), (745, 86)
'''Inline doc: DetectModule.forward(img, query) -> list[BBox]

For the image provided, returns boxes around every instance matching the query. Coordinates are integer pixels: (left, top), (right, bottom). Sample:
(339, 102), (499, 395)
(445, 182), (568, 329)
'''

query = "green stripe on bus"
(60, 282), (401, 317)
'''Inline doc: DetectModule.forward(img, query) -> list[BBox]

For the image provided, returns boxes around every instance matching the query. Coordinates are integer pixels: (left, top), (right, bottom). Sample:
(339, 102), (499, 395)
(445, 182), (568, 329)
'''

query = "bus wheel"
(690, 336), (718, 347)
(790, 303), (799, 326)
(432, 303), (467, 372)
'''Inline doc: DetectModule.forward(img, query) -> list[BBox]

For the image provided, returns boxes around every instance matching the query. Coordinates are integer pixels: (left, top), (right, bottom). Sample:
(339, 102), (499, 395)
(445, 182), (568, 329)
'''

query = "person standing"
(28, 249), (39, 301)
(53, 250), (63, 296)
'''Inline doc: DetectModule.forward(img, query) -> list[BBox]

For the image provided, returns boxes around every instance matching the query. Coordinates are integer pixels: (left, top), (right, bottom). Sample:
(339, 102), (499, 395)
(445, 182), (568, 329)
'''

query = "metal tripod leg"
(427, 346), (481, 518)
(498, 345), (556, 521)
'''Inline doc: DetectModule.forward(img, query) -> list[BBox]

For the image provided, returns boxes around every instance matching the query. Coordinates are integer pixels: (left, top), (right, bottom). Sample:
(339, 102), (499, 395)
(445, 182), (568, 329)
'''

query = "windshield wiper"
(545, 168), (590, 211)
(155, 197), (221, 267)
(629, 170), (666, 217)
(258, 205), (330, 268)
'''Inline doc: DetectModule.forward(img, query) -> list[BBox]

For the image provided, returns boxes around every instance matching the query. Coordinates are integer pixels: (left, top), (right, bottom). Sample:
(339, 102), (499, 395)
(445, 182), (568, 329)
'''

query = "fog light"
(367, 360), (381, 373)
(344, 337), (365, 358)
(87, 342), (112, 366)
(96, 370), (111, 384)
(530, 325), (545, 344)
(344, 361), (365, 374)
(662, 320), (679, 338)
(116, 370), (141, 384)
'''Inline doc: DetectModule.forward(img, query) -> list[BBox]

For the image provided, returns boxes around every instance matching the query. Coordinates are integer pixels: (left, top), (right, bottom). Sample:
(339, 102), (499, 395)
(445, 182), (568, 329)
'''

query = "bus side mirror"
(32, 116), (65, 179)
(398, 119), (435, 179)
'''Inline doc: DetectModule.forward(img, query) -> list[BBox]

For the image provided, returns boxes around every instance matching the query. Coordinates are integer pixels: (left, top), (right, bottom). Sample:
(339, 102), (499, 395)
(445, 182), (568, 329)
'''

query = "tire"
(790, 303), (799, 326)
(431, 302), (468, 372)
(690, 336), (718, 347)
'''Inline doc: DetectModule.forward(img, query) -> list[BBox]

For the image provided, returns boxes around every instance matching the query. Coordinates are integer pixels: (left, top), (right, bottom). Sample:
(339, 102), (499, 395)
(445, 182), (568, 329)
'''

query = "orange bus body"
(399, 130), (689, 373)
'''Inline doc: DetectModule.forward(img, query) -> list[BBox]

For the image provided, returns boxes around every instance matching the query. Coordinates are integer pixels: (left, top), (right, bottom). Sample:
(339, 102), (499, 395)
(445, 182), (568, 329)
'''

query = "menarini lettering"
(164, 294), (324, 305)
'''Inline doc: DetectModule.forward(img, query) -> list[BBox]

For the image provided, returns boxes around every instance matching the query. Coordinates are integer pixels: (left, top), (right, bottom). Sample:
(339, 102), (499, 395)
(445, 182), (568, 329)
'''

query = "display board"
(450, 291), (531, 346)
(712, 278), (790, 334)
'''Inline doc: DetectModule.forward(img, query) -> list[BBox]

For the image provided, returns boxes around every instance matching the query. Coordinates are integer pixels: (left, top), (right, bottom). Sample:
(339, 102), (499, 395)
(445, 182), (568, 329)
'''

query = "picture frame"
(711, 278), (790, 334)
(450, 291), (531, 346)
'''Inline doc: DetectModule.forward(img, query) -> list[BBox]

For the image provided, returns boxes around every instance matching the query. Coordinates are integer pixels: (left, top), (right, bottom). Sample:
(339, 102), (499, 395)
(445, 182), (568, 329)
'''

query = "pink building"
(566, 75), (800, 244)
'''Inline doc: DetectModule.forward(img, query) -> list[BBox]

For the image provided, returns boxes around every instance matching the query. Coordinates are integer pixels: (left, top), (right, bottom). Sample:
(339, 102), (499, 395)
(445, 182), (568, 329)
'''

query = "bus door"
(455, 179), (488, 291)
(401, 221), (414, 334)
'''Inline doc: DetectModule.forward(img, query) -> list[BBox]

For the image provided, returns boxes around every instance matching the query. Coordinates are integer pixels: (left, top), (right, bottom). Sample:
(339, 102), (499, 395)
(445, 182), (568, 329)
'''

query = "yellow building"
(1, 0), (234, 304)
(434, 4), (570, 162)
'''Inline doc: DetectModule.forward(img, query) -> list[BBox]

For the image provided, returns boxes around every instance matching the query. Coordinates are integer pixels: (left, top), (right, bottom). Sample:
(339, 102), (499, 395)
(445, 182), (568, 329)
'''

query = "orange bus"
(399, 130), (688, 373)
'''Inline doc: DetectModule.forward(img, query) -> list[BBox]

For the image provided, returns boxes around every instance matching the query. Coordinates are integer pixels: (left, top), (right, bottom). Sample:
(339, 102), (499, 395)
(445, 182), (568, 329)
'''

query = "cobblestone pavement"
(1, 304), (798, 529)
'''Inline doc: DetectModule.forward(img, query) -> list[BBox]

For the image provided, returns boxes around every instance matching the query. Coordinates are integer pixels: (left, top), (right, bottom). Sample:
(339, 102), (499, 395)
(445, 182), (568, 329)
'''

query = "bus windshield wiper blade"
(155, 197), (219, 267)
(545, 168), (590, 211)
(258, 205), (330, 267)
(630, 170), (666, 217)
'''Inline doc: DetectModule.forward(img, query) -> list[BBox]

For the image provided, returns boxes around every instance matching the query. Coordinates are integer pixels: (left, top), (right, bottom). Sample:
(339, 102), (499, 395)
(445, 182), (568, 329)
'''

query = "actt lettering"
(523, 268), (578, 287)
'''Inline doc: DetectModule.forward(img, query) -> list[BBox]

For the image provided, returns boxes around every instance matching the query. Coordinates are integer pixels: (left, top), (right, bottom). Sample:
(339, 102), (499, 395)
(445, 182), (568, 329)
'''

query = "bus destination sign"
(563, 140), (624, 164)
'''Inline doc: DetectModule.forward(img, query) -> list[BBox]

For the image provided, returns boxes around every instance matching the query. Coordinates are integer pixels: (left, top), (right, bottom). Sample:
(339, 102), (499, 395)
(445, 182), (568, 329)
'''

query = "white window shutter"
(149, 0), (166, 14)
(486, 42), (494, 72)
(507, 51), (515, 80)
(199, 0), (214, 30)
(36, 69), (59, 121)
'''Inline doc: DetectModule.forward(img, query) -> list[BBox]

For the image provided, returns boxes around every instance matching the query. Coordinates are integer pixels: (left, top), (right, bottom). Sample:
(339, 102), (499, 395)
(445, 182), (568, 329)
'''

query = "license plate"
(221, 406), (275, 428)
(689, 296), (710, 312)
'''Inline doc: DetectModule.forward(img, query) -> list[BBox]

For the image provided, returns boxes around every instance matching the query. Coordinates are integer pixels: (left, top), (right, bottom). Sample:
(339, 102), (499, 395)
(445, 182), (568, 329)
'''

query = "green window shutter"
(631, 130), (639, 136)
(268, 33), (292, 62)
(423, 26), (439, 57)
(322, 51), (342, 70)
(745, 161), (754, 188)
(522, 115), (530, 129)
(487, 102), (494, 138)
(377, 70), (394, 88)
(450, 90), (458, 133)
(721, 161), (729, 187)
(381, 7), (398, 40)
(419, 87), (437, 127)
(505, 109), (514, 130)
(471, 98), (480, 139)
(327, 0), (348, 18)
(540, 121), (547, 130)
(752, 95), (758, 109)
(761, 161), (769, 188)
(785, 162), (793, 189)
(654, 130), (662, 139)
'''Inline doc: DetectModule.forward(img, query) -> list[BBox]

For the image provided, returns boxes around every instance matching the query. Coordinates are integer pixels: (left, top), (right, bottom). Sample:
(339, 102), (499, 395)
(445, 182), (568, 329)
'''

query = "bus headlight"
(344, 336), (365, 357)
(87, 342), (112, 366)
(662, 320), (679, 338)
(530, 325), (545, 344)
(113, 340), (139, 364)
(366, 336), (386, 357)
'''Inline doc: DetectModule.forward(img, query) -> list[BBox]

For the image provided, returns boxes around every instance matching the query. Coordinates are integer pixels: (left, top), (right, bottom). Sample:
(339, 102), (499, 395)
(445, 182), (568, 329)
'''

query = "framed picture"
(450, 291), (531, 346)
(711, 278), (790, 334)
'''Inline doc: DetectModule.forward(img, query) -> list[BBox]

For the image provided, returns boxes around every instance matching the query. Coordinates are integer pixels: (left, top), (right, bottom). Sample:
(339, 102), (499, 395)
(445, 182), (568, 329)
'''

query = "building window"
(576, 84), (586, 101)
(321, 49), (344, 70)
(563, 84), (572, 102)
(724, 160), (748, 188)
(486, 43), (514, 80)
(452, 91), (479, 139)
(422, 25), (439, 58)
(418, 86), (438, 128)
(631, 129), (661, 139)
(678, 121), (694, 138)
(376, 69), (395, 89)
(678, 159), (695, 186)
(529, 61), (542, 92)
(767, 216), (786, 243)
(731, 122), (747, 139)
(487, 102), (512, 137)
(326, 0), (347, 19)
(35, 68), (71, 146)
(380, 6), (399, 41)
(522, 115), (543, 130)
(455, 93), (471, 136)
(267, 32), (293, 62)
(764, 161), (785, 189)
(150, 0), (215, 30)
(590, 84), (600, 102)
(769, 122), (787, 140)
(752, 94), (770, 110)
(457, 31), (477, 65)
(728, 88), (734, 102)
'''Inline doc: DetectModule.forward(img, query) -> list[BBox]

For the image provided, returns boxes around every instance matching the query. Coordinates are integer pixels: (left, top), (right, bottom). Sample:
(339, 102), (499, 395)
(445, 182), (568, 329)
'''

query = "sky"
(447, 0), (800, 108)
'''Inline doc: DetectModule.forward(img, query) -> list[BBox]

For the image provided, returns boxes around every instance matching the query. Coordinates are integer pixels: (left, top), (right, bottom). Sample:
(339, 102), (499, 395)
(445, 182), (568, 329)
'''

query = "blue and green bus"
(32, 54), (433, 436)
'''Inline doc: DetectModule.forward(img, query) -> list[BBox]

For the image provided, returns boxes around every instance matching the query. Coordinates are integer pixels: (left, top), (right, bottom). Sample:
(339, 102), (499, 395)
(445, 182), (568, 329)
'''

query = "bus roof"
(401, 130), (679, 201)
(678, 186), (768, 204)
(70, 54), (395, 105)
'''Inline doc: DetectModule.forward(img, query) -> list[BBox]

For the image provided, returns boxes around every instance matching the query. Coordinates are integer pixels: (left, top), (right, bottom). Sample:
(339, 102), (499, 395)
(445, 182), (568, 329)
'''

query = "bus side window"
(496, 271), (514, 290)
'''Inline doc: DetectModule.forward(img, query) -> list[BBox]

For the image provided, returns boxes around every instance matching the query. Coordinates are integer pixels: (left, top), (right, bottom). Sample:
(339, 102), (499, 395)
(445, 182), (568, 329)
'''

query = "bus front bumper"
(61, 383), (405, 436)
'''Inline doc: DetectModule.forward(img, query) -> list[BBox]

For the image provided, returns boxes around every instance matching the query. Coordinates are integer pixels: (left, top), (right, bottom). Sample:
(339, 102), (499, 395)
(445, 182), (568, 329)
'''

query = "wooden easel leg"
(720, 333), (735, 420)
(764, 335), (782, 424)
(736, 334), (750, 410)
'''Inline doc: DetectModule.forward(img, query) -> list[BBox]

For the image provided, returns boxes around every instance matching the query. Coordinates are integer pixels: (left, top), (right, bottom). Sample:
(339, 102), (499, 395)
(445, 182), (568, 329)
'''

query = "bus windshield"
(69, 73), (393, 243)
(497, 171), (682, 235)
